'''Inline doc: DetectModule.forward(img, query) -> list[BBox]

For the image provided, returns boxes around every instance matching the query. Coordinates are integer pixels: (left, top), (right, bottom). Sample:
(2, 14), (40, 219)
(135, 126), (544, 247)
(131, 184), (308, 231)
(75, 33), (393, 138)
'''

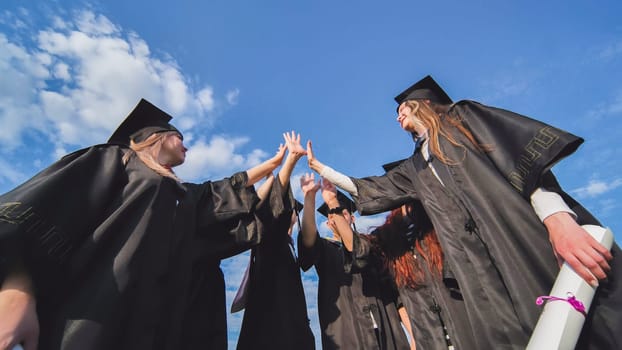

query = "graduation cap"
(108, 98), (181, 145)
(382, 159), (407, 172)
(317, 190), (357, 217)
(394, 75), (453, 109)
(292, 199), (304, 233)
(294, 199), (304, 213)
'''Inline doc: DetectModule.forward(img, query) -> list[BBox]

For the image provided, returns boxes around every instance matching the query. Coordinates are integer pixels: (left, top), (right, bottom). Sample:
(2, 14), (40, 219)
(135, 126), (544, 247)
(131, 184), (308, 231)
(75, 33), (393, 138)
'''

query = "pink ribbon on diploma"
(536, 292), (587, 317)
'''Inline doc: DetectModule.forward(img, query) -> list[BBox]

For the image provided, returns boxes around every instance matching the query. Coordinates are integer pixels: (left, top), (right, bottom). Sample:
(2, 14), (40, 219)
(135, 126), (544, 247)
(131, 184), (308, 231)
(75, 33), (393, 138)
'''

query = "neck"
(415, 129), (429, 139)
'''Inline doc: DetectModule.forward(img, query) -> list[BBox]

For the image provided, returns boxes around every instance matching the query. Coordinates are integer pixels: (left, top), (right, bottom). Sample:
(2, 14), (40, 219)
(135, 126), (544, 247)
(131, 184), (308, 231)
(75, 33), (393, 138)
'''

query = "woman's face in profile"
(396, 103), (414, 132)
(160, 132), (187, 167)
(396, 103), (427, 136)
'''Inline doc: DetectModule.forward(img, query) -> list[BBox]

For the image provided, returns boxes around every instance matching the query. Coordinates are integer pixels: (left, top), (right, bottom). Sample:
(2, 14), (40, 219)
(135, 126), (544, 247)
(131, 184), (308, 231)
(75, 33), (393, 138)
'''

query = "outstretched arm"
(300, 173), (321, 248)
(277, 131), (306, 188)
(308, 140), (417, 215)
(307, 140), (358, 195)
(245, 143), (286, 186)
(0, 265), (39, 350)
(255, 173), (275, 202)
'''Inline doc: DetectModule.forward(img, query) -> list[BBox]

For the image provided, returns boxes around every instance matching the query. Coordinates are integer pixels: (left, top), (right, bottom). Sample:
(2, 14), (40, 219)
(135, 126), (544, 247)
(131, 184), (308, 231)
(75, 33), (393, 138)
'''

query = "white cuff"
(319, 166), (358, 196)
(530, 187), (577, 222)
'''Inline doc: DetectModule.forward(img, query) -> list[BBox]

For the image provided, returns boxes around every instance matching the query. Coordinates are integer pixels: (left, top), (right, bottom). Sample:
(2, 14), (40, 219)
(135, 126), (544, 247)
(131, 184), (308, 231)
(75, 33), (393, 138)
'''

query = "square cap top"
(317, 190), (357, 217)
(394, 75), (452, 108)
(108, 98), (180, 145)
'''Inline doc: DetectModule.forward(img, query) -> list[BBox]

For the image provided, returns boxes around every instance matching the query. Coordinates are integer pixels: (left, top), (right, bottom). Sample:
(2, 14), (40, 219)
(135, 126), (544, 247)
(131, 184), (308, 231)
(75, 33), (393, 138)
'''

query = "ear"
(349, 212), (356, 223)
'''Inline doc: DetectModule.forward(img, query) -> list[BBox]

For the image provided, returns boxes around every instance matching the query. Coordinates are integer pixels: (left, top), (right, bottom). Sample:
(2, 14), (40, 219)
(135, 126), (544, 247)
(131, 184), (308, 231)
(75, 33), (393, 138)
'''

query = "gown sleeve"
(343, 231), (373, 273)
(453, 100), (584, 198)
(193, 171), (265, 259)
(297, 231), (323, 272)
(350, 158), (418, 215)
(0, 145), (128, 288)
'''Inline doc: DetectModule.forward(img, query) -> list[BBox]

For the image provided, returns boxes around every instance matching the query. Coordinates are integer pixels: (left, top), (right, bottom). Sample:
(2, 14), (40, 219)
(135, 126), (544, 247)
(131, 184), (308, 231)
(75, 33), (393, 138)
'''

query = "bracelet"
(328, 206), (344, 215)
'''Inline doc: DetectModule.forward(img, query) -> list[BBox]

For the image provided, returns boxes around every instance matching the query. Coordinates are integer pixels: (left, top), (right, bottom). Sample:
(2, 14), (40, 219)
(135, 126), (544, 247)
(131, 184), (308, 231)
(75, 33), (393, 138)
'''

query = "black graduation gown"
(348, 231), (477, 350)
(298, 232), (410, 350)
(349, 100), (622, 350)
(0, 144), (264, 350)
(236, 178), (315, 350)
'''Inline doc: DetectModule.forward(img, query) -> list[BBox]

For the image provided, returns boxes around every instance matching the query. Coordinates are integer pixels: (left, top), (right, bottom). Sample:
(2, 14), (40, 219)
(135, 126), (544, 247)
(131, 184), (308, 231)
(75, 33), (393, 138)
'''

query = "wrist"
(325, 199), (340, 208)
(543, 211), (574, 230)
(310, 160), (323, 173)
(286, 153), (303, 164)
(304, 191), (317, 199)
(328, 206), (344, 215)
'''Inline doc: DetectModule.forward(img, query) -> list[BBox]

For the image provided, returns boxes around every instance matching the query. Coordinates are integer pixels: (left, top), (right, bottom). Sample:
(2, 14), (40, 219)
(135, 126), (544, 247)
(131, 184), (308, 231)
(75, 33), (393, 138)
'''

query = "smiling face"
(158, 131), (187, 167)
(396, 102), (427, 137)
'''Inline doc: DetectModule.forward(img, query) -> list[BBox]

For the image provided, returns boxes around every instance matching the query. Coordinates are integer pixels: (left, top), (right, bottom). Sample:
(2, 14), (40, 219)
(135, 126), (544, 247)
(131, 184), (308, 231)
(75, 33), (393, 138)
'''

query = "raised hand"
(269, 143), (287, 168)
(283, 131), (306, 158)
(300, 173), (320, 197)
(245, 143), (286, 186)
(306, 140), (325, 174)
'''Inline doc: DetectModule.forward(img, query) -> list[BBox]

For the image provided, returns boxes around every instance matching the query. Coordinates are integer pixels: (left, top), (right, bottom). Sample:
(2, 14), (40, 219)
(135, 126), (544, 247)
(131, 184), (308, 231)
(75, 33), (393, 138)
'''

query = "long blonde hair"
(404, 100), (491, 164)
(122, 131), (181, 182)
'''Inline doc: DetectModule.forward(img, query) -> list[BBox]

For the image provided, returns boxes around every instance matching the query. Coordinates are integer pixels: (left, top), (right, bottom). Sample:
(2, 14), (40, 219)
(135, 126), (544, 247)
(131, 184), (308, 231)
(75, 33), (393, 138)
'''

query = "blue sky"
(1, 1), (621, 348)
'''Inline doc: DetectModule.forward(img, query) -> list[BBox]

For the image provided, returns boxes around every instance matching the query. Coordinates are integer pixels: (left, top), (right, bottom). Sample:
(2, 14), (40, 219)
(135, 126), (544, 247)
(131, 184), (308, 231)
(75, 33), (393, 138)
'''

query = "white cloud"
(480, 74), (534, 102)
(0, 158), (26, 185)
(197, 87), (215, 112)
(51, 15), (68, 31)
(74, 10), (118, 35)
(52, 61), (70, 80)
(571, 178), (622, 199)
(0, 9), (228, 155)
(175, 135), (269, 181)
(0, 8), (28, 30)
(226, 88), (240, 105)
(585, 91), (622, 122)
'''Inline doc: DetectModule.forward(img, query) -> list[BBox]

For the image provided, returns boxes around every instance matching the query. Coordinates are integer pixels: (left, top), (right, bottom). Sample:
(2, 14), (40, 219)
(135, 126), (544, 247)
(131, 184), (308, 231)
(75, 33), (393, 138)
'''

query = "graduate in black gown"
(0, 98), (287, 350)
(234, 131), (315, 350)
(354, 199), (476, 350)
(364, 162), (475, 350)
(308, 75), (622, 349)
(298, 174), (410, 350)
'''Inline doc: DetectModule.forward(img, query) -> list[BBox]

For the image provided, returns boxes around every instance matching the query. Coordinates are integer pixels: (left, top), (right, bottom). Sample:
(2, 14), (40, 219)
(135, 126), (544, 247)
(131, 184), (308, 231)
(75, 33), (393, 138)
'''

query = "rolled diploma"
(526, 225), (614, 350)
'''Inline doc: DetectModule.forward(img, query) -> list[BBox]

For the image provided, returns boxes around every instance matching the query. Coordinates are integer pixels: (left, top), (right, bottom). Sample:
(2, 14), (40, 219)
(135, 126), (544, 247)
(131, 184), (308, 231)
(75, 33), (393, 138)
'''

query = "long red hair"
(370, 202), (443, 289)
